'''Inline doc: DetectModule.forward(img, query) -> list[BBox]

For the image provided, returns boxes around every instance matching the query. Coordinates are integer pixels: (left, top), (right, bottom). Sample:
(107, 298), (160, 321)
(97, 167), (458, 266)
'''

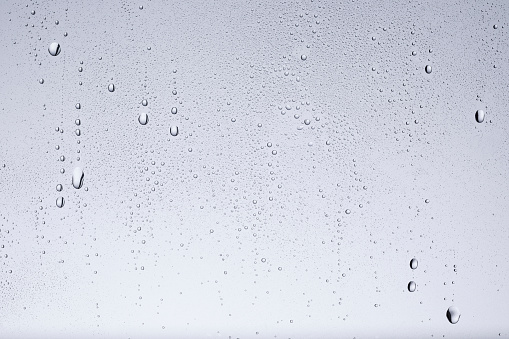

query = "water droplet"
(138, 113), (149, 125)
(475, 109), (485, 123)
(139, 5), (144, 9)
(72, 167), (84, 189)
(142, 99), (148, 106)
(108, 84), (115, 92)
(301, 54), (307, 60)
(171, 107), (177, 114)
(446, 306), (461, 324)
(75, 103), (81, 109)
(55, 20), (59, 25)
(39, 78), (44, 84)
(56, 197), (65, 208)
(410, 258), (418, 269)
(304, 119), (310, 125)
(31, 10), (35, 15)
(408, 281), (416, 292)
(75, 129), (81, 136)
(169, 126), (179, 136)
(75, 119), (81, 126)
(56, 184), (63, 192)
(425, 65), (432, 74)
(493, 24), (498, 29)
(345, 209), (351, 214)
(48, 42), (61, 56)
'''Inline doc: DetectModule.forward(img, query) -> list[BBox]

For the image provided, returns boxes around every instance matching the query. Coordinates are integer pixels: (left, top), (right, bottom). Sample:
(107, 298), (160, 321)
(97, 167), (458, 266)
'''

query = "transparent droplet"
(345, 209), (351, 214)
(108, 84), (115, 92)
(75, 103), (81, 109)
(139, 5), (144, 9)
(56, 184), (63, 192)
(446, 306), (461, 324)
(493, 24), (498, 29)
(475, 109), (485, 123)
(72, 167), (84, 189)
(304, 119), (310, 125)
(39, 78), (44, 84)
(55, 20), (59, 25)
(142, 99), (148, 106)
(301, 54), (307, 60)
(75, 129), (81, 136)
(138, 113), (148, 125)
(31, 10), (35, 15)
(48, 42), (61, 56)
(425, 65), (432, 74)
(75, 119), (81, 126)
(56, 197), (65, 208)
(171, 107), (177, 114)
(410, 258), (418, 269)
(169, 126), (179, 136)
(408, 281), (416, 292)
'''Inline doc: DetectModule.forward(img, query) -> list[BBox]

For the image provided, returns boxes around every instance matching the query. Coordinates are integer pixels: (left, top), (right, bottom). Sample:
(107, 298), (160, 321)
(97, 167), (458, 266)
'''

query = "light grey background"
(0, 0), (508, 338)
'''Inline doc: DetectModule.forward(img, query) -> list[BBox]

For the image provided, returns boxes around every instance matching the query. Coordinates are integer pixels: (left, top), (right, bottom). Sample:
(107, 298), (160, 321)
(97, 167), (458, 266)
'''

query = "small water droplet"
(108, 84), (115, 92)
(56, 184), (63, 192)
(425, 65), (432, 74)
(408, 281), (416, 292)
(446, 306), (461, 324)
(142, 99), (148, 106)
(75, 103), (81, 109)
(475, 109), (485, 123)
(72, 167), (84, 189)
(48, 42), (61, 56)
(138, 113), (149, 125)
(410, 258), (418, 269)
(39, 78), (44, 84)
(169, 126), (179, 136)
(56, 197), (65, 208)
(171, 107), (177, 114)
(301, 54), (307, 60)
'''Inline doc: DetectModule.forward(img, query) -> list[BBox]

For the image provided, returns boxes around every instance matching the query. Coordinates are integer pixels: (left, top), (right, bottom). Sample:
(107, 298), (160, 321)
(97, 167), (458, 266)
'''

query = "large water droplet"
(171, 107), (177, 114)
(56, 184), (63, 192)
(48, 42), (61, 56)
(72, 167), (84, 189)
(108, 84), (115, 92)
(410, 258), (418, 269)
(408, 281), (416, 292)
(138, 113), (148, 125)
(425, 65), (432, 74)
(56, 197), (65, 208)
(169, 126), (179, 136)
(446, 306), (461, 324)
(475, 109), (485, 123)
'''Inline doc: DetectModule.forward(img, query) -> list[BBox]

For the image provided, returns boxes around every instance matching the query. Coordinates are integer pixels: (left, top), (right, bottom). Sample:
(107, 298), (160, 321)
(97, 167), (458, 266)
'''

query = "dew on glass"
(138, 113), (149, 125)
(72, 167), (84, 189)
(475, 109), (485, 123)
(48, 42), (61, 56)
(446, 306), (461, 324)
(108, 84), (115, 92)
(425, 65), (432, 74)
(169, 126), (179, 136)
(408, 281), (416, 292)
(56, 197), (65, 208)
(410, 258), (418, 269)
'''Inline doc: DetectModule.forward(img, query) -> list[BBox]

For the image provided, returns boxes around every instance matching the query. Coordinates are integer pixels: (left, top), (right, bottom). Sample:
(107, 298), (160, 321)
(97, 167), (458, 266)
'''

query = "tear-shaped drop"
(138, 113), (148, 125)
(72, 167), (84, 189)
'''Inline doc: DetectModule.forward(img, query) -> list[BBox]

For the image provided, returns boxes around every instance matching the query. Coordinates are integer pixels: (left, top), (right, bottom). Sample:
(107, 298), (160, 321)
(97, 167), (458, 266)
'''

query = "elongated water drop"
(410, 258), (418, 269)
(56, 197), (65, 208)
(108, 84), (115, 92)
(425, 65), (432, 74)
(408, 281), (416, 292)
(72, 167), (84, 189)
(170, 125), (179, 136)
(475, 109), (485, 123)
(446, 306), (461, 324)
(138, 113), (148, 125)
